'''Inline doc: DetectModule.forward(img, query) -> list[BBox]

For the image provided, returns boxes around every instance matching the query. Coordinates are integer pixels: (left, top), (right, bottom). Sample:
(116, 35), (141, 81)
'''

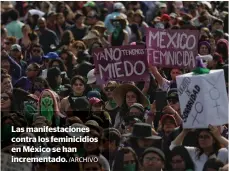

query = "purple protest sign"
(93, 45), (149, 83)
(146, 28), (199, 69)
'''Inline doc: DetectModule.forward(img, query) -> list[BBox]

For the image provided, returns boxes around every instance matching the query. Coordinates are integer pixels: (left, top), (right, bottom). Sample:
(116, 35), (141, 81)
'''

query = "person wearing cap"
(70, 11), (88, 41)
(82, 29), (102, 50)
(86, 69), (107, 101)
(10, 44), (27, 76)
(127, 103), (145, 121)
(133, 9), (149, 39)
(169, 13), (178, 26)
(88, 97), (112, 128)
(123, 123), (162, 158)
(141, 147), (165, 171)
(37, 17), (59, 54)
(104, 81), (119, 126)
(104, 2), (127, 34)
(108, 15), (129, 46)
(158, 3), (168, 16)
(212, 19), (224, 32)
(83, 1), (97, 14)
(93, 21), (110, 47)
(161, 14), (171, 29)
(5, 9), (24, 39)
(41, 52), (60, 79)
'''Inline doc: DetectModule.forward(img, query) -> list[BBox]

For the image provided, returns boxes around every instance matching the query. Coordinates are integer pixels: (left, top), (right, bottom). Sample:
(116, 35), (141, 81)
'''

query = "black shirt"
(39, 28), (59, 54)
(69, 25), (88, 40)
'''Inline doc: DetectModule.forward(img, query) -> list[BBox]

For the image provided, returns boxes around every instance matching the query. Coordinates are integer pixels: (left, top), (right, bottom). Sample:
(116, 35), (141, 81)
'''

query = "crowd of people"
(1, 1), (229, 171)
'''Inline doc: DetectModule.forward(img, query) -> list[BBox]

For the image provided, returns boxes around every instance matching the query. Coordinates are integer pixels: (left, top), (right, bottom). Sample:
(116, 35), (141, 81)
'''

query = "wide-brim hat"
(122, 123), (161, 140)
(94, 21), (106, 30)
(134, 9), (145, 19)
(82, 31), (98, 40)
(112, 84), (149, 108)
(110, 15), (127, 26)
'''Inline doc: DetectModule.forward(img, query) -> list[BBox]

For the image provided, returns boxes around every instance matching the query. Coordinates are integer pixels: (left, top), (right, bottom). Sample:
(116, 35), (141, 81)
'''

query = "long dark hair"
(49, 59), (67, 72)
(47, 67), (61, 90)
(112, 147), (139, 171)
(196, 129), (221, 160)
(59, 49), (75, 77)
(120, 89), (140, 117)
(170, 146), (195, 170)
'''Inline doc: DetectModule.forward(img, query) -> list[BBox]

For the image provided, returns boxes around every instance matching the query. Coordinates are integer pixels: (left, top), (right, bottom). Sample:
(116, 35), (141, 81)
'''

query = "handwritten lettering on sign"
(93, 45), (149, 83)
(146, 28), (199, 69)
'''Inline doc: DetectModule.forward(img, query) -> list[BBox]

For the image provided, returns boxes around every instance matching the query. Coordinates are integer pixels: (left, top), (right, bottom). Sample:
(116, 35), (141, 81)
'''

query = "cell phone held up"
(155, 91), (167, 112)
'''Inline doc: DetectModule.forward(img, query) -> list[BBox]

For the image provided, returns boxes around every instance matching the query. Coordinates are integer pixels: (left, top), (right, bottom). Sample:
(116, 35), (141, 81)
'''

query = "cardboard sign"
(146, 28), (199, 69)
(176, 70), (228, 128)
(1, 153), (32, 171)
(93, 45), (149, 83)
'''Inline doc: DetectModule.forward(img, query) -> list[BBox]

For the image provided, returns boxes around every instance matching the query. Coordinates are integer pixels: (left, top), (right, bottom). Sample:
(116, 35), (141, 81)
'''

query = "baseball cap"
(113, 2), (125, 10)
(43, 52), (59, 59)
(159, 3), (167, 8)
(84, 1), (96, 8)
(167, 88), (178, 100)
(87, 69), (96, 84)
(11, 44), (21, 52)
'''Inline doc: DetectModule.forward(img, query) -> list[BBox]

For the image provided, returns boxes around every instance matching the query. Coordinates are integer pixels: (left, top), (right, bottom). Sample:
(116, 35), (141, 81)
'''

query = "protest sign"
(1, 152), (32, 171)
(176, 70), (228, 128)
(93, 45), (149, 83)
(146, 28), (199, 69)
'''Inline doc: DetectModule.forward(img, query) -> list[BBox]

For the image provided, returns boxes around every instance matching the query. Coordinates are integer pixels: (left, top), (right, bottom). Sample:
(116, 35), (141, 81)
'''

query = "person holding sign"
(170, 125), (229, 171)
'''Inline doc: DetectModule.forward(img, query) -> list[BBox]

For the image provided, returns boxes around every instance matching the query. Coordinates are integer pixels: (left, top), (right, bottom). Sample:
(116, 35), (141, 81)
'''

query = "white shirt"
(170, 142), (228, 171)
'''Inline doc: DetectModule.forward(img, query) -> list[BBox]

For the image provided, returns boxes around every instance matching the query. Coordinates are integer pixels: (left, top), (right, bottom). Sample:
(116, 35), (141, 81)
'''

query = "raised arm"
(209, 125), (229, 148)
(170, 129), (190, 150)
(149, 63), (165, 87)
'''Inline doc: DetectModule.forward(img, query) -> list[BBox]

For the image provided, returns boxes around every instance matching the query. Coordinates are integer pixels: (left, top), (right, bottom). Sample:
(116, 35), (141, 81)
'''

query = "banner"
(93, 45), (149, 83)
(176, 70), (228, 128)
(146, 28), (199, 69)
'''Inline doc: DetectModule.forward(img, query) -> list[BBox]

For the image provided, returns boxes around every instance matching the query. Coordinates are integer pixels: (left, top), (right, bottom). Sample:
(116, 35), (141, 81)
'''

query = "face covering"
(123, 163), (136, 171)
(40, 97), (54, 122)
(113, 21), (122, 40)
(24, 101), (37, 125)
(109, 99), (117, 108)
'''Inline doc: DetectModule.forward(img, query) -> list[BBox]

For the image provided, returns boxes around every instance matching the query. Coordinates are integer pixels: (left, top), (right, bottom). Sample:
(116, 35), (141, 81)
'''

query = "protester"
(1, 2), (228, 171)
